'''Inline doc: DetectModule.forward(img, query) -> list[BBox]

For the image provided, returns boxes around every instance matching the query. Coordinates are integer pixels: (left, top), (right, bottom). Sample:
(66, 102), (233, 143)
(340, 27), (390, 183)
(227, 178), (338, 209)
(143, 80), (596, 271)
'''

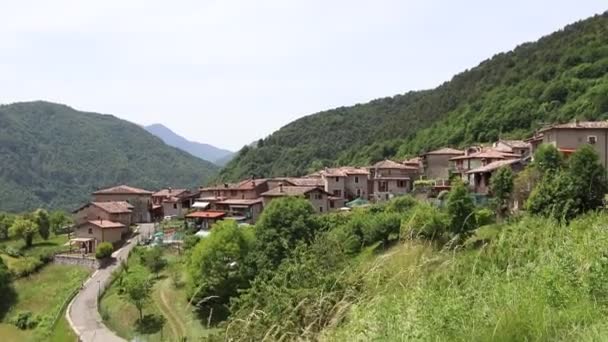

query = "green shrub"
(10, 257), (43, 277)
(12, 311), (38, 330)
(95, 242), (114, 259)
(474, 208), (495, 227)
(4, 246), (22, 257)
(385, 195), (417, 213)
(401, 203), (449, 240)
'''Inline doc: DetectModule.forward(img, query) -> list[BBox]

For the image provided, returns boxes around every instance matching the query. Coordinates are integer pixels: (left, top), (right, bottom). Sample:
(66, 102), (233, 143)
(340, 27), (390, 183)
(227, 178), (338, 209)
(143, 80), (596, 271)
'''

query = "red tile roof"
(88, 220), (125, 229)
(466, 159), (522, 174)
(201, 179), (268, 191)
(498, 140), (530, 149)
(152, 188), (189, 198)
(185, 211), (226, 219)
(450, 149), (520, 161)
(92, 201), (133, 213)
(273, 177), (325, 187)
(261, 186), (328, 197)
(216, 198), (263, 206)
(372, 159), (417, 170)
(310, 167), (370, 177)
(539, 121), (608, 132)
(424, 147), (464, 155)
(93, 185), (153, 195)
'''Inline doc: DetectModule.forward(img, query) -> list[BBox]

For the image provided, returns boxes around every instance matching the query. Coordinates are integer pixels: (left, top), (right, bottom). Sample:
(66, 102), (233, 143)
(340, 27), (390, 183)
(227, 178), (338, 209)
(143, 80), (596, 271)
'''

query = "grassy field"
(322, 213), (608, 341)
(100, 247), (213, 341)
(0, 263), (90, 342)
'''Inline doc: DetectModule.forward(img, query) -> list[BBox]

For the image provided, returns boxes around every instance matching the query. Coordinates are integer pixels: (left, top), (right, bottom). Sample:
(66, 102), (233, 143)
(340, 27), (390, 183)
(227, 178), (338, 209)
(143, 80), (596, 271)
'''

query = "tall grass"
(324, 213), (608, 341)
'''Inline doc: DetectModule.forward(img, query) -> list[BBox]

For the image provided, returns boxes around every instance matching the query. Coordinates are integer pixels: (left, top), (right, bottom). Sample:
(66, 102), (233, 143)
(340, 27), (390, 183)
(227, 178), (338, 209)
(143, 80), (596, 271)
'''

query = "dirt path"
(153, 279), (187, 340)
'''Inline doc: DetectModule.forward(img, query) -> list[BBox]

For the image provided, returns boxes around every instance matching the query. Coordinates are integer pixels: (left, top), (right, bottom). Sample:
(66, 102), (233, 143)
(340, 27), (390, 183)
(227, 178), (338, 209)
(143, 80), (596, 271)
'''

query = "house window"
(588, 136), (597, 144)
(333, 189), (342, 197)
(319, 207), (323, 213)
(330, 201), (335, 208)
(335, 177), (339, 182)
(355, 176), (359, 183)
(356, 189), (361, 197)
(379, 181), (388, 192)
(230, 190), (237, 196)
(173, 203), (177, 209)
(397, 180), (406, 188)
(314, 193), (322, 200)
(88, 228), (93, 234)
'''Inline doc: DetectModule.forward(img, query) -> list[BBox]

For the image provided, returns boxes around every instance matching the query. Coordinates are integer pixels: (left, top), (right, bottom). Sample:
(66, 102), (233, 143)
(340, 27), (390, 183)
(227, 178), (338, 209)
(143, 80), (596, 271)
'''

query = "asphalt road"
(67, 223), (156, 342)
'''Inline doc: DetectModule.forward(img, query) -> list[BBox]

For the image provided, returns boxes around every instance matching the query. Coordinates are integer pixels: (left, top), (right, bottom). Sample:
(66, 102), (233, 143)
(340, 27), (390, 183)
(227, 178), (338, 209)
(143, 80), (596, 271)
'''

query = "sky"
(0, 1), (606, 151)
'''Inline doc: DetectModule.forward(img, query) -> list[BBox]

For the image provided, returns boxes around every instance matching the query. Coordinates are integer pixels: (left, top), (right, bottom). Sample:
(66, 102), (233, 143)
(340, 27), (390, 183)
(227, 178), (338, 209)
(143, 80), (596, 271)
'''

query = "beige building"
(493, 140), (531, 157)
(73, 201), (133, 232)
(214, 198), (264, 223)
(92, 185), (153, 223)
(307, 167), (370, 201)
(422, 148), (465, 180)
(450, 149), (520, 183)
(467, 159), (524, 194)
(369, 160), (414, 201)
(261, 185), (331, 214)
(74, 220), (125, 253)
(534, 121), (608, 170)
(200, 179), (278, 200)
(152, 188), (195, 219)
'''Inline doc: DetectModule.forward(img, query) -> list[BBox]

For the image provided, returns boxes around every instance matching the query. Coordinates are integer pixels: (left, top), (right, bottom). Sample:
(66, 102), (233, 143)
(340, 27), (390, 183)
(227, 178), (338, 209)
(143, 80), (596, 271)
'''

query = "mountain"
(219, 12), (608, 181)
(0, 101), (219, 212)
(144, 124), (234, 166)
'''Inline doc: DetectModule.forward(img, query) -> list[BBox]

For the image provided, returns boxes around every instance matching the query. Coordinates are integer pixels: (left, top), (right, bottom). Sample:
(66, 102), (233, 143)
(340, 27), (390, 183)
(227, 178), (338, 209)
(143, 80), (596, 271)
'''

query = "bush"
(474, 208), (495, 227)
(401, 203), (449, 240)
(12, 311), (38, 330)
(95, 242), (114, 259)
(386, 195), (417, 213)
(4, 246), (22, 257)
(10, 257), (43, 278)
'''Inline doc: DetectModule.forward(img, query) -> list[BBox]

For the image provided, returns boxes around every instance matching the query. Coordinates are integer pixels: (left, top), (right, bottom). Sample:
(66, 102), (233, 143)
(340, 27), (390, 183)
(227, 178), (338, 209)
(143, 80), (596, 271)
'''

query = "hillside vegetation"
(0, 101), (219, 212)
(219, 12), (608, 181)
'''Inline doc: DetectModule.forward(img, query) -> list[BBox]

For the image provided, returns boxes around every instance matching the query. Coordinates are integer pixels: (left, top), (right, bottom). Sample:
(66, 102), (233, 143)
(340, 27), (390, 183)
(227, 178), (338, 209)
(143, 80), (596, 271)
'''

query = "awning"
(192, 202), (210, 208)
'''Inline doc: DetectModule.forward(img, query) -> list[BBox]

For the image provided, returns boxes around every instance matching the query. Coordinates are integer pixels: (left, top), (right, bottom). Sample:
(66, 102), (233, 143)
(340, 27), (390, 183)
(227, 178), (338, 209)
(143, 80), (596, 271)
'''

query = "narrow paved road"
(67, 223), (155, 342)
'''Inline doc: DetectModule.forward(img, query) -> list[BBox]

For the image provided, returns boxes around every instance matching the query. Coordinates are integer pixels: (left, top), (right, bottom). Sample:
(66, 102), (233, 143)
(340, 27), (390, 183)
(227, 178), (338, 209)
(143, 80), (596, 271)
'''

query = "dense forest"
(0, 101), (219, 212)
(219, 11), (608, 181)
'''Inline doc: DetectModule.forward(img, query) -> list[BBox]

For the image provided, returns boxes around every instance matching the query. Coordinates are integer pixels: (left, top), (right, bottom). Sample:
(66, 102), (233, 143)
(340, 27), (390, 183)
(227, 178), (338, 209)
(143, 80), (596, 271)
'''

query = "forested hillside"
(0, 102), (219, 212)
(219, 12), (608, 181)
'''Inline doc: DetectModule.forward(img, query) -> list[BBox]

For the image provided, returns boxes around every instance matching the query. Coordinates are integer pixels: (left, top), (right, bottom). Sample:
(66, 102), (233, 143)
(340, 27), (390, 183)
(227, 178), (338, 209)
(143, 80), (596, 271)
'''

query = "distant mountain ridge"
(144, 123), (234, 166)
(0, 101), (219, 212)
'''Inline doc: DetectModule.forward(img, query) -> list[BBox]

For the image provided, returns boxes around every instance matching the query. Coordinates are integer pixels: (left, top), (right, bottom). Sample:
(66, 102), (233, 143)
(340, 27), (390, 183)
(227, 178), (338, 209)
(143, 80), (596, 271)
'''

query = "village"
(68, 119), (608, 253)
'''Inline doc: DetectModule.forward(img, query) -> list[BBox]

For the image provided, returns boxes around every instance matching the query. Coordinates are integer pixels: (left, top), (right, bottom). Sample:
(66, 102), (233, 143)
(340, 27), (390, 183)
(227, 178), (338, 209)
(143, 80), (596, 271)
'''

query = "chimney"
(224, 183), (229, 188)
(279, 184), (283, 193)
(574, 118), (580, 127)
(168, 187), (172, 193)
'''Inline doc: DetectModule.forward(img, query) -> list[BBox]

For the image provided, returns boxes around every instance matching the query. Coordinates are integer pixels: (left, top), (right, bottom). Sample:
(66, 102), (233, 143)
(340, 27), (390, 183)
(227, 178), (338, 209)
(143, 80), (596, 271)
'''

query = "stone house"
(213, 198), (264, 223)
(466, 159), (524, 194)
(449, 149), (520, 183)
(533, 120), (608, 170)
(421, 148), (465, 180)
(92, 185), (153, 223)
(73, 220), (125, 253)
(307, 167), (370, 201)
(493, 140), (531, 157)
(369, 160), (415, 202)
(73, 201), (133, 233)
(152, 188), (196, 218)
(261, 184), (331, 214)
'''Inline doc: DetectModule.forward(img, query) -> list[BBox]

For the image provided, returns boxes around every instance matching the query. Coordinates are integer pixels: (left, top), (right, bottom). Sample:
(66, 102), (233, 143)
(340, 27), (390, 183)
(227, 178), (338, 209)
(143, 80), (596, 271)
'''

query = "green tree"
(141, 247), (166, 276)
(513, 165), (541, 207)
(249, 197), (318, 272)
(0, 214), (9, 240)
(526, 171), (578, 221)
(34, 209), (50, 240)
(446, 181), (475, 237)
(122, 266), (152, 321)
(567, 144), (608, 212)
(9, 218), (38, 248)
(49, 211), (71, 235)
(490, 167), (514, 218)
(187, 221), (254, 310)
(533, 144), (563, 175)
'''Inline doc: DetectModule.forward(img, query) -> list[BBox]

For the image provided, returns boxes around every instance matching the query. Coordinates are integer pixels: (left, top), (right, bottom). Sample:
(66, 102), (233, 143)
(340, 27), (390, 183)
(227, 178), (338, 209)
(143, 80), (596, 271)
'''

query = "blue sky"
(0, 1), (605, 150)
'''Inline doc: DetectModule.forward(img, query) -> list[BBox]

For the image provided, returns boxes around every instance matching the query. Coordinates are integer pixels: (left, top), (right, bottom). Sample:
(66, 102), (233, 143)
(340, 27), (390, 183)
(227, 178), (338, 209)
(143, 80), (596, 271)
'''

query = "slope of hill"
(0, 102), (219, 212)
(144, 124), (234, 166)
(219, 12), (608, 181)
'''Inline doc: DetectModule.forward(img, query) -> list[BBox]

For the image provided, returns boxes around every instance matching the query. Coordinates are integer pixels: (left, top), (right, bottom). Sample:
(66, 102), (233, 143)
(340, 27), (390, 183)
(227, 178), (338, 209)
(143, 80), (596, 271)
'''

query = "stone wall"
(53, 254), (101, 269)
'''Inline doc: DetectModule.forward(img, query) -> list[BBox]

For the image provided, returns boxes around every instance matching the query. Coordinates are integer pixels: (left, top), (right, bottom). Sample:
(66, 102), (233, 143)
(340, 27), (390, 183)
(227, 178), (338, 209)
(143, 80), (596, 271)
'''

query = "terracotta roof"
(152, 188), (189, 198)
(88, 220), (125, 229)
(372, 176), (410, 180)
(450, 150), (519, 161)
(313, 167), (370, 177)
(273, 177), (324, 187)
(498, 140), (530, 149)
(424, 147), (464, 155)
(201, 179), (268, 191)
(216, 198), (263, 206)
(403, 157), (421, 165)
(185, 211), (226, 219)
(466, 159), (522, 174)
(93, 185), (153, 195)
(92, 201), (133, 213)
(539, 121), (608, 132)
(261, 186), (328, 197)
(372, 159), (416, 170)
